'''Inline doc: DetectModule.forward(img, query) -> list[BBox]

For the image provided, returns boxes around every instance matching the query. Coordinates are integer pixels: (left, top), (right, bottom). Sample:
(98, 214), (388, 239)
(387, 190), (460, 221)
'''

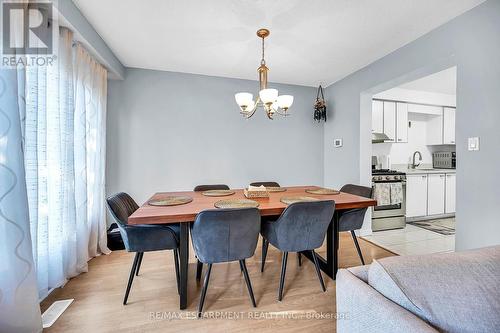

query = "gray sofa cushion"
(368, 246), (500, 333)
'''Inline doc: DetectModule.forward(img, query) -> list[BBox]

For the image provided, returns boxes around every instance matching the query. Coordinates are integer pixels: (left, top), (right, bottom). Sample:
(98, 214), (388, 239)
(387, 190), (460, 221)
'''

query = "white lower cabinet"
(445, 174), (456, 213)
(406, 175), (428, 217)
(406, 172), (456, 218)
(427, 174), (446, 215)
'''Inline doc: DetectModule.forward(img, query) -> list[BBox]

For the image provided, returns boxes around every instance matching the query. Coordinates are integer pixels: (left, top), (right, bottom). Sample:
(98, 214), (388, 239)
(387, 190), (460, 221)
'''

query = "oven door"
(372, 181), (406, 218)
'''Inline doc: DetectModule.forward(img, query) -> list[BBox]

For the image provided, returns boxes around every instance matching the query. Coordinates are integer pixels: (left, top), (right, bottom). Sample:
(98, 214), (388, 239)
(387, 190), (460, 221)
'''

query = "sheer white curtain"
(0, 2), (42, 332)
(24, 27), (110, 299)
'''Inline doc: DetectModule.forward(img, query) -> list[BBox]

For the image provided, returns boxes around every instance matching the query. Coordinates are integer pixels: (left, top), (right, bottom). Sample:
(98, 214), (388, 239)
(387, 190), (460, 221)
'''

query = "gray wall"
(324, 0), (500, 250)
(107, 69), (323, 204)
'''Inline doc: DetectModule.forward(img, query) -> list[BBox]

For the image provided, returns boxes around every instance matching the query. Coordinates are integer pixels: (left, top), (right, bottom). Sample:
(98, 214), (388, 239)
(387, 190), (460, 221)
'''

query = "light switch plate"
(334, 138), (343, 148)
(468, 137), (480, 151)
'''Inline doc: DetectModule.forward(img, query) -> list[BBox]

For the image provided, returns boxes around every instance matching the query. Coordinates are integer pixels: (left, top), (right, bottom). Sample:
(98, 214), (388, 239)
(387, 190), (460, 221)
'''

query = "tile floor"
(362, 223), (455, 256)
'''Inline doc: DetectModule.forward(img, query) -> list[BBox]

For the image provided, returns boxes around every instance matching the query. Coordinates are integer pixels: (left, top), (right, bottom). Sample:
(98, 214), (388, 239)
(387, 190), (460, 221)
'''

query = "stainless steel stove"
(372, 169), (407, 231)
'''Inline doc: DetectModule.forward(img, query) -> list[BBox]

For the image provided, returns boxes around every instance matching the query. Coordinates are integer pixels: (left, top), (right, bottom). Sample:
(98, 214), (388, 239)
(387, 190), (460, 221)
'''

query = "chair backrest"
(191, 208), (261, 264)
(338, 184), (373, 232)
(106, 192), (139, 225)
(273, 201), (335, 252)
(340, 184), (373, 199)
(193, 184), (230, 192)
(249, 181), (281, 187)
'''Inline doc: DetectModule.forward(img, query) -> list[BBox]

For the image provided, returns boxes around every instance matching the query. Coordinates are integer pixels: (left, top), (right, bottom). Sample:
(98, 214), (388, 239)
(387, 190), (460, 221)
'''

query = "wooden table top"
(127, 185), (377, 225)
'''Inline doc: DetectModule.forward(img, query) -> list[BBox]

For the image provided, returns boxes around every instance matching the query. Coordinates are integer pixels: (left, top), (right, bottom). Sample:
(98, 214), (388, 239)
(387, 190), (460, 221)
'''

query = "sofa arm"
(336, 269), (438, 333)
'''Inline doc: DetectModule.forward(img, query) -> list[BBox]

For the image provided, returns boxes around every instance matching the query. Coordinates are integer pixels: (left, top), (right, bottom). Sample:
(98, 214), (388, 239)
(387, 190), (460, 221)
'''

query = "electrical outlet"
(468, 137), (480, 151)
(334, 138), (343, 148)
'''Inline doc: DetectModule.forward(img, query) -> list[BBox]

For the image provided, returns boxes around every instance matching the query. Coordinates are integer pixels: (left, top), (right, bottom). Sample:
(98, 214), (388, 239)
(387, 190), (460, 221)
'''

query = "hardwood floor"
(41, 233), (394, 332)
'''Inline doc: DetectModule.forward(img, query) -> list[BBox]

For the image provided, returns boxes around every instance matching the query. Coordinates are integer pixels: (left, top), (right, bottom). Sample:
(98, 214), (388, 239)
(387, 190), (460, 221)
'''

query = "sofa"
(336, 245), (500, 333)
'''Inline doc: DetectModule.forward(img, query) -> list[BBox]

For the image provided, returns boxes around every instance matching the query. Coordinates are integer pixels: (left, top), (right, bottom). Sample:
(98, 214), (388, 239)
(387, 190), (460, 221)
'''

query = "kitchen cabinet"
(445, 173), (456, 213)
(407, 104), (442, 115)
(426, 114), (443, 145)
(427, 174), (446, 215)
(443, 107), (456, 144)
(372, 100), (384, 134)
(383, 101), (396, 142)
(396, 103), (408, 143)
(406, 175), (428, 217)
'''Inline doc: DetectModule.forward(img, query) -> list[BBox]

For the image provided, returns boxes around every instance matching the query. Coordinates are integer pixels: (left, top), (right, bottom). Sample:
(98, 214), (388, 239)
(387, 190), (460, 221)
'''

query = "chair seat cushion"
(119, 223), (180, 252)
(367, 246), (500, 333)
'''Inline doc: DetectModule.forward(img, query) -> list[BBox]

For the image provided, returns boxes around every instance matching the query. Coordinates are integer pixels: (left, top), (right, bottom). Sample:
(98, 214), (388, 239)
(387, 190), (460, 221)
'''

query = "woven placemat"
(266, 187), (287, 193)
(148, 196), (193, 206)
(202, 190), (235, 197)
(214, 199), (259, 209)
(280, 196), (319, 205)
(305, 188), (340, 195)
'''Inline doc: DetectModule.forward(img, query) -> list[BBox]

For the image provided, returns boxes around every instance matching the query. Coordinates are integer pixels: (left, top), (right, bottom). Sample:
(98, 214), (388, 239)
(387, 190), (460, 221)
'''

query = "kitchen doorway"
(363, 66), (457, 256)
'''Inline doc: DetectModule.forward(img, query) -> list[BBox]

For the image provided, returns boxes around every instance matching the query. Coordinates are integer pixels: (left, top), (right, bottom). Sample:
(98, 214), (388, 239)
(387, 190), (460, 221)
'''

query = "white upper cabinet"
(372, 100), (384, 133)
(427, 174), (446, 215)
(396, 103), (408, 143)
(407, 104), (442, 115)
(426, 112), (444, 145)
(443, 107), (456, 144)
(383, 101), (396, 142)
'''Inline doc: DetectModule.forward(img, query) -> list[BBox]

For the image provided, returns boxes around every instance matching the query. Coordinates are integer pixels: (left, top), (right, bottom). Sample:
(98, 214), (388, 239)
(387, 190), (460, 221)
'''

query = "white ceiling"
(73, 0), (483, 86)
(399, 67), (457, 95)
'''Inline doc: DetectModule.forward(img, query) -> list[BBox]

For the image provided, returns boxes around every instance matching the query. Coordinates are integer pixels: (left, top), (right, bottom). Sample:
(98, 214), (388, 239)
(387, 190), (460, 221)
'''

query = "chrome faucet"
(411, 151), (422, 169)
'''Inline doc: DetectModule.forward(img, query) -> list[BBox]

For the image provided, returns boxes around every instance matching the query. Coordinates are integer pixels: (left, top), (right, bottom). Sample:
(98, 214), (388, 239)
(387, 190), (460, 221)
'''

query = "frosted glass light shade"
(277, 95), (294, 109)
(235, 92), (253, 107)
(259, 88), (278, 104)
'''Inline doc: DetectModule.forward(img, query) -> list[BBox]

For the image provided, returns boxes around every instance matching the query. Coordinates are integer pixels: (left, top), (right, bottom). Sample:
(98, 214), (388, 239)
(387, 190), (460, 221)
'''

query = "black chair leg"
(278, 252), (288, 301)
(173, 249), (180, 294)
(196, 259), (203, 281)
(298, 252), (302, 266)
(261, 238), (269, 272)
(351, 230), (365, 265)
(124, 252), (140, 305)
(311, 250), (326, 292)
(135, 252), (144, 276)
(239, 260), (257, 307)
(198, 263), (212, 318)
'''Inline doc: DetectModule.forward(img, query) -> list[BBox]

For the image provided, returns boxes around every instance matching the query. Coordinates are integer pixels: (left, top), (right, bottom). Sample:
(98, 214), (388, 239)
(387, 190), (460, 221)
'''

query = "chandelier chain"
(261, 37), (265, 65)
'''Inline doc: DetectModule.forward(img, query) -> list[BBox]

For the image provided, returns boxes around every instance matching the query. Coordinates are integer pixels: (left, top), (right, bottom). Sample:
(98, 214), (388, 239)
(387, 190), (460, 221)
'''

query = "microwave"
(433, 152), (456, 169)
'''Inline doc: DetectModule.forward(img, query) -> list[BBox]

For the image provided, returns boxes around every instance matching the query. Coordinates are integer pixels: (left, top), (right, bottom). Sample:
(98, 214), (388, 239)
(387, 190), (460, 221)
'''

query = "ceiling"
(400, 67), (457, 95)
(73, 0), (484, 87)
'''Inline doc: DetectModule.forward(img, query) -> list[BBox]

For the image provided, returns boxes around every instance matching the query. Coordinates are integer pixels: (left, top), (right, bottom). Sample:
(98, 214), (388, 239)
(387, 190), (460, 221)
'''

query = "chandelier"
(235, 29), (294, 119)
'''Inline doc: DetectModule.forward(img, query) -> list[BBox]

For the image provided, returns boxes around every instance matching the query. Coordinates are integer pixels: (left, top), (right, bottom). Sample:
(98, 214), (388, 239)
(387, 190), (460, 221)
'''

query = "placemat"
(280, 196), (320, 205)
(202, 190), (235, 197)
(305, 188), (340, 195)
(266, 187), (287, 192)
(214, 199), (259, 209)
(148, 196), (193, 206)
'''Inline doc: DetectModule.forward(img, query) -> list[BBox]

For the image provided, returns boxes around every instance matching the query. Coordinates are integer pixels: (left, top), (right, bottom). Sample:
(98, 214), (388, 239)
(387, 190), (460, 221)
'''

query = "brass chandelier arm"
(240, 97), (261, 119)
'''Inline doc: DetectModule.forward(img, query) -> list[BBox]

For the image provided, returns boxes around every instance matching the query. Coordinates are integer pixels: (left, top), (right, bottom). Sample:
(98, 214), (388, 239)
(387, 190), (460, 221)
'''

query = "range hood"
(372, 132), (391, 143)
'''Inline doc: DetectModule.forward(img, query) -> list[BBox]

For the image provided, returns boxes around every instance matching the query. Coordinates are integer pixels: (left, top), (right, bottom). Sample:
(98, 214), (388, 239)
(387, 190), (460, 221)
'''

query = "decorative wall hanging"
(314, 85), (327, 122)
(234, 29), (294, 120)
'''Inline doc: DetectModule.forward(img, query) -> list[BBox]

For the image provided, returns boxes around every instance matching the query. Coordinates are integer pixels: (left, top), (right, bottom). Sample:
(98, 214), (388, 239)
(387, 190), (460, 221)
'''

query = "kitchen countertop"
(392, 164), (456, 175)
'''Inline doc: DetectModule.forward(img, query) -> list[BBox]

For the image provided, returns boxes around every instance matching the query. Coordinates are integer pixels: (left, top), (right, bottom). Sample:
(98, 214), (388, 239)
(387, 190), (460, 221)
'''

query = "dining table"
(127, 185), (377, 310)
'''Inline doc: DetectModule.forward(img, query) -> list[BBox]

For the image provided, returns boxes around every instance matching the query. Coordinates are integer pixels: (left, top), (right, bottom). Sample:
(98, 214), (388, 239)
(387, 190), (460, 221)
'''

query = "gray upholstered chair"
(193, 184), (230, 281)
(261, 201), (335, 301)
(106, 192), (180, 305)
(338, 184), (373, 265)
(250, 181), (281, 187)
(193, 184), (230, 192)
(191, 208), (261, 317)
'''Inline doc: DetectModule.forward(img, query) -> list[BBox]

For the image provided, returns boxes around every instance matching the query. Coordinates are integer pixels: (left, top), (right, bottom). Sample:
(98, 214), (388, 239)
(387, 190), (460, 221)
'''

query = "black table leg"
(179, 223), (189, 310)
(301, 211), (340, 280)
